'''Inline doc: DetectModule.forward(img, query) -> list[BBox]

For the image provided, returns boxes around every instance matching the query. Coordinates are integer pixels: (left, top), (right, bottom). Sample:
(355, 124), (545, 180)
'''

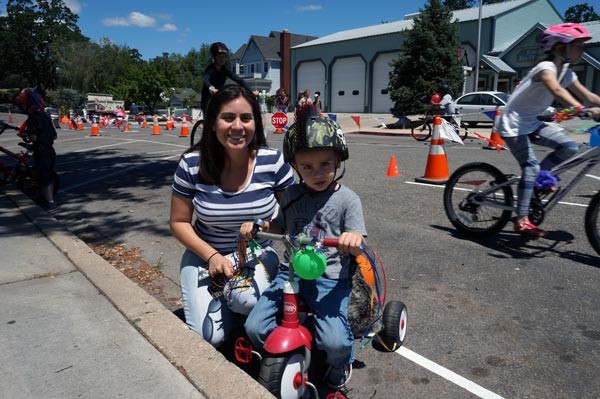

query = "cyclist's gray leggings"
(503, 124), (578, 217)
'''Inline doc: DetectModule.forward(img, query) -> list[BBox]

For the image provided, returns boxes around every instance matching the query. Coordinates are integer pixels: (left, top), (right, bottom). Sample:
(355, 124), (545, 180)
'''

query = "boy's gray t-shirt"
(274, 184), (367, 280)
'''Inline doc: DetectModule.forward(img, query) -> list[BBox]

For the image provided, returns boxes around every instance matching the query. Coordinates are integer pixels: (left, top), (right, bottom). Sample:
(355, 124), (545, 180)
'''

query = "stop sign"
(271, 112), (288, 129)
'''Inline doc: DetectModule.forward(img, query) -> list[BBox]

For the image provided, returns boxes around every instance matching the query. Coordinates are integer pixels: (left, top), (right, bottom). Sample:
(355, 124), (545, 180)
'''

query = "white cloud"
(296, 5), (322, 11)
(102, 12), (156, 28)
(63, 0), (82, 14)
(158, 23), (177, 32)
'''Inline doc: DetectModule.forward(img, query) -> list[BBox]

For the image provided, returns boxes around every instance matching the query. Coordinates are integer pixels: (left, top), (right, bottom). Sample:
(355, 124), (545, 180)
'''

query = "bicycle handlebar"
(255, 230), (339, 248)
(0, 120), (19, 135)
(537, 109), (595, 122)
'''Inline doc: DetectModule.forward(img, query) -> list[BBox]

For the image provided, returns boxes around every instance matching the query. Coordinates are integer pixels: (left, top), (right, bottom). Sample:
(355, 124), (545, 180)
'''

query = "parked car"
(453, 91), (509, 126)
(44, 106), (61, 129)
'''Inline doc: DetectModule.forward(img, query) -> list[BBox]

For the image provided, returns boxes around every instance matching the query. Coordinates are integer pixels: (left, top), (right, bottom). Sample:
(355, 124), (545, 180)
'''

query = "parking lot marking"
(73, 140), (143, 153)
(406, 181), (590, 208)
(60, 154), (180, 193)
(396, 347), (506, 399)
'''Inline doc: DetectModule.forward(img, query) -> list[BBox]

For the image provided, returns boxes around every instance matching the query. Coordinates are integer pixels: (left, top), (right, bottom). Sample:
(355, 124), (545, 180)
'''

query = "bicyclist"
(13, 88), (58, 211)
(242, 104), (366, 391)
(497, 23), (600, 237)
(438, 83), (455, 116)
(200, 42), (258, 118)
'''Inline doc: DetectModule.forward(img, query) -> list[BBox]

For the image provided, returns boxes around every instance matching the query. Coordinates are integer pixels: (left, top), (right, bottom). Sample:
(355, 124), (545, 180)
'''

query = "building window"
(264, 62), (269, 72)
(381, 89), (388, 94)
(250, 64), (255, 73)
(240, 65), (244, 74)
(352, 90), (359, 95)
(338, 91), (345, 96)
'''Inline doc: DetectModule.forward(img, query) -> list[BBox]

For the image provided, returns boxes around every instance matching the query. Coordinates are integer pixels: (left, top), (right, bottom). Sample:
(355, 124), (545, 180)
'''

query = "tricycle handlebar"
(255, 230), (339, 248)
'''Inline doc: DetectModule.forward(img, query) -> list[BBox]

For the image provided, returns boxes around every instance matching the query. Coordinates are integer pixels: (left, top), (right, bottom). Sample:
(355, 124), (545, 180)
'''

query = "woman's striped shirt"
(172, 147), (294, 254)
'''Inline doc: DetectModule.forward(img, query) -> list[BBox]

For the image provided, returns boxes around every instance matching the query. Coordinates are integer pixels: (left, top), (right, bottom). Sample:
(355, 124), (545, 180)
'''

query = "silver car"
(453, 91), (509, 126)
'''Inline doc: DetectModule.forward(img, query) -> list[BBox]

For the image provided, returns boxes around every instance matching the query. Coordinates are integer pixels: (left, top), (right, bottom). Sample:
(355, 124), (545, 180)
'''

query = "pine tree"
(388, 0), (463, 117)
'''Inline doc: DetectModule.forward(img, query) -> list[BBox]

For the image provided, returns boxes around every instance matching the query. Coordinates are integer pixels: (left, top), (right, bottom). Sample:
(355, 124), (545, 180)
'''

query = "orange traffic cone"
(77, 118), (84, 131)
(8, 109), (13, 123)
(122, 121), (131, 132)
(152, 118), (161, 135)
(179, 120), (189, 137)
(415, 116), (449, 184)
(484, 108), (505, 151)
(142, 117), (148, 128)
(90, 122), (100, 136)
(386, 155), (400, 177)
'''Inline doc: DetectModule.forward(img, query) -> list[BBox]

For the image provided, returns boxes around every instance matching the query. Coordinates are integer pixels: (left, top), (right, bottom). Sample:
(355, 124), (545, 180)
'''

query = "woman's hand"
(337, 231), (364, 256)
(588, 107), (600, 122)
(207, 253), (234, 278)
(239, 221), (256, 240)
(209, 86), (218, 94)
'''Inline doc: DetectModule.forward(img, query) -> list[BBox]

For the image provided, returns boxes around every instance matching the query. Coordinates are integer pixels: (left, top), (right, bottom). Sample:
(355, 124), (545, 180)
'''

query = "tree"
(564, 3), (599, 23)
(0, 0), (86, 96)
(388, 0), (463, 116)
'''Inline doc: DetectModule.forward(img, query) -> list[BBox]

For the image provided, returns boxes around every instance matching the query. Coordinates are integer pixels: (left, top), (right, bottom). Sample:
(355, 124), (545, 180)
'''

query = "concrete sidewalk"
(0, 189), (273, 399)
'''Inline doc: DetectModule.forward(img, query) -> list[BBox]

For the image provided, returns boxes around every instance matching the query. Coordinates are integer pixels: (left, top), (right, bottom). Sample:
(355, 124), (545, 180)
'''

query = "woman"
(498, 23), (600, 237)
(274, 88), (289, 112)
(170, 85), (294, 346)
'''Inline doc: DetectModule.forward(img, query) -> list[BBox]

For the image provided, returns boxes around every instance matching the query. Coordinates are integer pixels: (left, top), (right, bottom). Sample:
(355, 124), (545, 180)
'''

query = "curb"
(5, 189), (274, 399)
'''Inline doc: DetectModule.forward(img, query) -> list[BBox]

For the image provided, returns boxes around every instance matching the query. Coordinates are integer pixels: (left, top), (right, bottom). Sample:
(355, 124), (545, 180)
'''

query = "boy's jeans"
(245, 270), (354, 368)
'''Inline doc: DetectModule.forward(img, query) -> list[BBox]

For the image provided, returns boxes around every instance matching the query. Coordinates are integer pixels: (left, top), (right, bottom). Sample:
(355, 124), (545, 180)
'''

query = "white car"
(453, 91), (509, 126)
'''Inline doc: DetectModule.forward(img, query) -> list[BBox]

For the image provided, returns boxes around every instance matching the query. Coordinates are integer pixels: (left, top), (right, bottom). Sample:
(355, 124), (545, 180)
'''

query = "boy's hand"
(337, 231), (364, 256)
(239, 221), (256, 240)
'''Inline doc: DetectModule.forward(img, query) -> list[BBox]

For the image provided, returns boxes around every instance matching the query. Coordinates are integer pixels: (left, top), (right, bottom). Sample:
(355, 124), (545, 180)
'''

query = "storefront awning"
(481, 55), (516, 74)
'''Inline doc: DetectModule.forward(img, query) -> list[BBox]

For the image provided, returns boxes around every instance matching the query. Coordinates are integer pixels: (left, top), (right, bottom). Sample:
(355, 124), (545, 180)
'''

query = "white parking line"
(60, 153), (180, 193)
(73, 140), (142, 152)
(396, 346), (506, 399)
(406, 181), (591, 208)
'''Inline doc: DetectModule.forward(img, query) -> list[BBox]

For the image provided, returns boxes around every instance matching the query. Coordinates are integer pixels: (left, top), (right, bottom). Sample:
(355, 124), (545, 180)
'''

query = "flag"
(351, 115), (361, 129)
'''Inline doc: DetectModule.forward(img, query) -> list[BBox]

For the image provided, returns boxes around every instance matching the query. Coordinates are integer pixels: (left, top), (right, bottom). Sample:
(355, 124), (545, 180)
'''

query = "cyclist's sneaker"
(40, 200), (57, 212)
(326, 364), (352, 389)
(535, 170), (560, 195)
(514, 220), (545, 238)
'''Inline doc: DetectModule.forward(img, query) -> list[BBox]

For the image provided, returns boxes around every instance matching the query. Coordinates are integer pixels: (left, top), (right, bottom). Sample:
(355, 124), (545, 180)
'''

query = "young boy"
(242, 104), (366, 389)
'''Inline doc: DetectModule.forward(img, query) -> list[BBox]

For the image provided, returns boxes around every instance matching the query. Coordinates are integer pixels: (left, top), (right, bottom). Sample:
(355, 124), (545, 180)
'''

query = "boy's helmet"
(13, 88), (44, 112)
(210, 42), (229, 57)
(283, 106), (349, 162)
(539, 23), (592, 50)
(430, 93), (442, 104)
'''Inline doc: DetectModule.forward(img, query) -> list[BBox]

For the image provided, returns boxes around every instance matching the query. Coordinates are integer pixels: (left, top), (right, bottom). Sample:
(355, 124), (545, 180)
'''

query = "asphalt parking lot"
(2, 111), (600, 398)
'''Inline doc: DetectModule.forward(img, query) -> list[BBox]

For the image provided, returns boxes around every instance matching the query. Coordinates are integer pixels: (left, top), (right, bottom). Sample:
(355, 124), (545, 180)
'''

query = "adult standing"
(200, 42), (258, 118)
(274, 88), (290, 112)
(170, 85), (294, 346)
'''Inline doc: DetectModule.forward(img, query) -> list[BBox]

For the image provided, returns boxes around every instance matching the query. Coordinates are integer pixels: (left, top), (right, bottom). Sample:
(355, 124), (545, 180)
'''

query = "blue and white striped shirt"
(172, 147), (294, 253)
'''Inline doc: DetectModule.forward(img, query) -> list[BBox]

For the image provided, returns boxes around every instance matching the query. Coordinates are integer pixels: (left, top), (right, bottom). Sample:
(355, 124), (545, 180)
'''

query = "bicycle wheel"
(443, 162), (514, 236)
(585, 190), (600, 256)
(459, 121), (469, 140)
(189, 119), (203, 147)
(411, 121), (431, 141)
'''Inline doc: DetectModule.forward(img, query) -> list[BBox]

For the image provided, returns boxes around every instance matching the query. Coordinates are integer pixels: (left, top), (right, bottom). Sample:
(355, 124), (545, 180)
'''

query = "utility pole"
(474, 0), (483, 92)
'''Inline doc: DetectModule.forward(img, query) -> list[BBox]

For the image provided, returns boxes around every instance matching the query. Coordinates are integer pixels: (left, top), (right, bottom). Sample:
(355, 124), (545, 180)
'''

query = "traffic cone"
(179, 120), (189, 137)
(415, 116), (449, 184)
(142, 116), (148, 128)
(122, 121), (131, 132)
(484, 108), (505, 151)
(77, 118), (84, 131)
(152, 118), (161, 135)
(90, 122), (100, 136)
(8, 109), (13, 123)
(386, 155), (400, 177)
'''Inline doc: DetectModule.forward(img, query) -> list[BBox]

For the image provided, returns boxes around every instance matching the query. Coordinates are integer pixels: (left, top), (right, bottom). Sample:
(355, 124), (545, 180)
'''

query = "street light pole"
(473, 0), (482, 92)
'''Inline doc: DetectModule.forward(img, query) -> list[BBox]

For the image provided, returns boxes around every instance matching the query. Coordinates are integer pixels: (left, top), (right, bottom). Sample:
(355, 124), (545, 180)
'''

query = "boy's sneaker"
(326, 364), (352, 389)
(514, 219), (545, 238)
(40, 200), (57, 212)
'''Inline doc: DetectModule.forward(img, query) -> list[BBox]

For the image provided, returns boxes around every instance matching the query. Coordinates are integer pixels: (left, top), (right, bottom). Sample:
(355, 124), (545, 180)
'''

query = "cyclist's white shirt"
(498, 61), (578, 137)
(172, 147), (294, 253)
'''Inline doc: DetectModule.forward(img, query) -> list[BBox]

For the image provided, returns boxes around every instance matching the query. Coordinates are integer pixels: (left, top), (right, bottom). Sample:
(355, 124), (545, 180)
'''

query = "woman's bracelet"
(206, 251), (219, 263)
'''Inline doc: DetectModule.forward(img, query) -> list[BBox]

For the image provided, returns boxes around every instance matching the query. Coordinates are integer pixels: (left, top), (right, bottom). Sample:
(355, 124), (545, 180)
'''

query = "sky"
(2, 0), (577, 60)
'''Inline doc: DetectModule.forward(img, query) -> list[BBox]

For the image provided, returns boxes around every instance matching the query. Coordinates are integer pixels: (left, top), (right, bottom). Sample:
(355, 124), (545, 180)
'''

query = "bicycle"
(232, 220), (407, 399)
(189, 119), (203, 147)
(0, 120), (59, 199)
(443, 111), (600, 255)
(411, 113), (470, 141)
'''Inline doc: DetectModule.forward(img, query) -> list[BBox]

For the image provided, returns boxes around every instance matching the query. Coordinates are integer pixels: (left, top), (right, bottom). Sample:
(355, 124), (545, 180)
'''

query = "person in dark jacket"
(13, 88), (58, 211)
(201, 42), (258, 117)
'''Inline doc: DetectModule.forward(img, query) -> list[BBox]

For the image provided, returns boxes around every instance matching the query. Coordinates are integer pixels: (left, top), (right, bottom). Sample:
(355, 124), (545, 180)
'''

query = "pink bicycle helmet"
(539, 23), (592, 50)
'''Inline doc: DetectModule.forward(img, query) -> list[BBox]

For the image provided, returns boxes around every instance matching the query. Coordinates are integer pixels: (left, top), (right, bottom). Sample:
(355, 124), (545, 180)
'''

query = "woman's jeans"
(180, 247), (279, 347)
(245, 270), (355, 368)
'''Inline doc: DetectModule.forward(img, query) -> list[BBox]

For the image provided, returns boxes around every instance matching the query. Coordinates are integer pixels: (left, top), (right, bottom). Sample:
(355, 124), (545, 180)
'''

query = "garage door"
(297, 61), (325, 106)
(331, 57), (365, 113)
(372, 52), (399, 113)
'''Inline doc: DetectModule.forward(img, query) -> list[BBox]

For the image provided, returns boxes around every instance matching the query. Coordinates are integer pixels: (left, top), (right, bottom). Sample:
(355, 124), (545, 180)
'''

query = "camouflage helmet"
(283, 106), (349, 162)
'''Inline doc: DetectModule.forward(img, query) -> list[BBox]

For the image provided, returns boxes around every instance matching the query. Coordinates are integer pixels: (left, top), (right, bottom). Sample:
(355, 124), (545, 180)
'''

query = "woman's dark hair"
(188, 84), (266, 185)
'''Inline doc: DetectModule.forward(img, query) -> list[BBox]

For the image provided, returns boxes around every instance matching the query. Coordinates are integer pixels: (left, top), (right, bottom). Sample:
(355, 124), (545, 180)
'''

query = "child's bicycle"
(443, 111), (600, 255)
(411, 113), (469, 141)
(0, 120), (59, 199)
(231, 220), (408, 399)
